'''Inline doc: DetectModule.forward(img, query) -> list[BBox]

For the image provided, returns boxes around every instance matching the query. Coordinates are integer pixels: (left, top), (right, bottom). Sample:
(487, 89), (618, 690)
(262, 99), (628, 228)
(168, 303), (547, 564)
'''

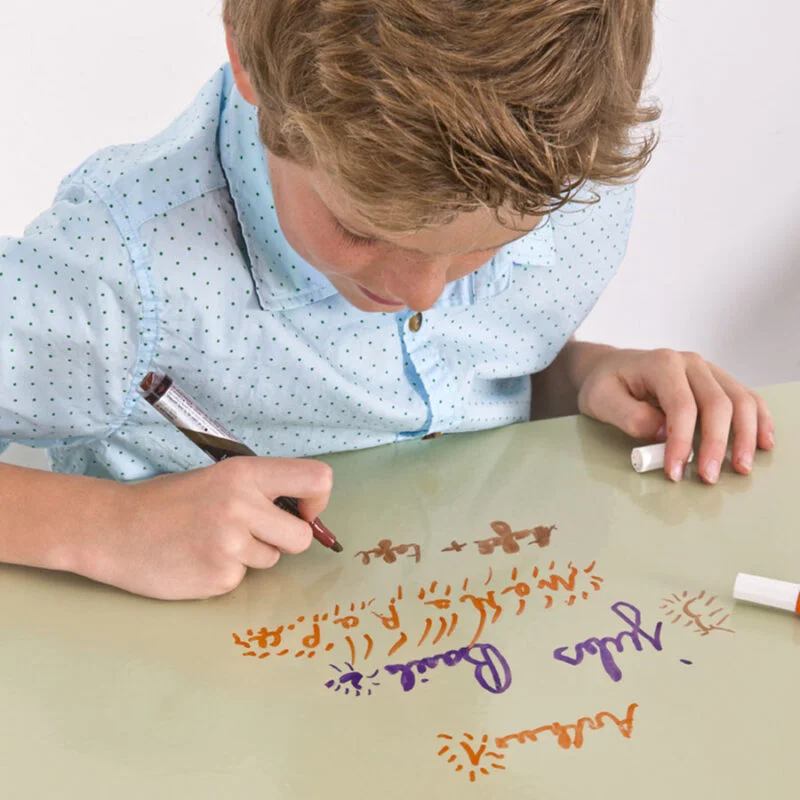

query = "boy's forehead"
(295, 157), (541, 256)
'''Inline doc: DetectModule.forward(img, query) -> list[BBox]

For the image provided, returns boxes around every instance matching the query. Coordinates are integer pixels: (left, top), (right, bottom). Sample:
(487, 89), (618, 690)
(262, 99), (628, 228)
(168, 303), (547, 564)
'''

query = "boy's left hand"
(575, 346), (775, 484)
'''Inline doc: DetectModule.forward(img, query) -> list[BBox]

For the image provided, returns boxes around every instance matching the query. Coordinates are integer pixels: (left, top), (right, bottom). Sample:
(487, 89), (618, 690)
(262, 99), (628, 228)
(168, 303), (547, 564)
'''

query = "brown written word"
(660, 589), (735, 637)
(356, 539), (421, 566)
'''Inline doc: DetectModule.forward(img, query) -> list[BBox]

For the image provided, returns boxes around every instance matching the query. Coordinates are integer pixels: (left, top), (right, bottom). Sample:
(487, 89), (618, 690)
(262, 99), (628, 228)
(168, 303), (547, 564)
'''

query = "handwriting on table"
(473, 522), (556, 555)
(437, 703), (638, 782)
(356, 539), (421, 565)
(356, 521), (557, 566)
(324, 643), (512, 697)
(553, 602), (663, 682)
(233, 560), (602, 665)
(324, 663), (381, 697)
(385, 642), (512, 694)
(660, 589), (735, 636)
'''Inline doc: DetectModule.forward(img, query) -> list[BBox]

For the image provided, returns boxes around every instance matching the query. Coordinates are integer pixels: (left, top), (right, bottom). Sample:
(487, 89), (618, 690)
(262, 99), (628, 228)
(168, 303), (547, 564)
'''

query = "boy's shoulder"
(59, 66), (236, 234)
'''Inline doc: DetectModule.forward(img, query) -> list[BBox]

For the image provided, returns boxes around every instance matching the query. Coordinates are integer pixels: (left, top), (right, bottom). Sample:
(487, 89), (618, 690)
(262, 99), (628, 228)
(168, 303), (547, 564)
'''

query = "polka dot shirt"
(0, 65), (636, 481)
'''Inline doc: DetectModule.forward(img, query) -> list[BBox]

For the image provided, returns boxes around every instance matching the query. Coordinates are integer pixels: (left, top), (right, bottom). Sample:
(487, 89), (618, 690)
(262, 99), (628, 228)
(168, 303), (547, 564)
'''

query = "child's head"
(224, 0), (658, 312)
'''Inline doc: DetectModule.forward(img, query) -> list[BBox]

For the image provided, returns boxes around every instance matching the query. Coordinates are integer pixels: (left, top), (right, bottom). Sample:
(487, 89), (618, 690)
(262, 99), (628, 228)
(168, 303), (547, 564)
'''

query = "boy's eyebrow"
(332, 213), (536, 255)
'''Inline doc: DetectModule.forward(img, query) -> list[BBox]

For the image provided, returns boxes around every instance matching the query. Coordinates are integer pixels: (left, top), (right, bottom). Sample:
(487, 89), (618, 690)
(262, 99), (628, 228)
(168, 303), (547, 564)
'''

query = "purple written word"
(553, 601), (663, 682)
(384, 642), (512, 694)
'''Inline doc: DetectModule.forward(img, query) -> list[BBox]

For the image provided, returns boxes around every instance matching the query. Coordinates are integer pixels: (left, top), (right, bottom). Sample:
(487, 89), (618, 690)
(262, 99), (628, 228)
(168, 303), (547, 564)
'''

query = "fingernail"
(705, 459), (720, 483)
(656, 424), (667, 441)
(669, 461), (684, 482)
(767, 431), (775, 447)
(738, 452), (752, 472)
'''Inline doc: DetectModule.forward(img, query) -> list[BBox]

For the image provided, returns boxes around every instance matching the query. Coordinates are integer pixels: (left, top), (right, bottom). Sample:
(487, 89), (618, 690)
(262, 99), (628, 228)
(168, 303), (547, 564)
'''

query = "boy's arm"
(529, 338), (615, 421)
(0, 458), (333, 600)
(0, 463), (124, 574)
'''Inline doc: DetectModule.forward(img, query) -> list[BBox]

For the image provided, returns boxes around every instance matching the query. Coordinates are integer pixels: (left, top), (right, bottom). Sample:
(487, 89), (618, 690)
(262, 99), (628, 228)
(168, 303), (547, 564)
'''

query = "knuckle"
(680, 350), (706, 370)
(309, 461), (334, 494)
(732, 392), (757, 417)
(217, 531), (246, 560)
(297, 524), (314, 552)
(216, 494), (247, 524)
(706, 393), (733, 419)
(218, 456), (253, 482)
(673, 398), (697, 420)
(653, 348), (682, 368)
(214, 568), (246, 596)
(628, 408), (656, 438)
(284, 522), (313, 555)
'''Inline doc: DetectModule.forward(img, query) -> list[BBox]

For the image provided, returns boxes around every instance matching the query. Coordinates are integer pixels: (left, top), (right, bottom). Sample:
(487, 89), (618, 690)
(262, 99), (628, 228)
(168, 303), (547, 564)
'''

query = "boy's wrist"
(529, 339), (617, 421)
(61, 478), (138, 585)
(562, 339), (616, 391)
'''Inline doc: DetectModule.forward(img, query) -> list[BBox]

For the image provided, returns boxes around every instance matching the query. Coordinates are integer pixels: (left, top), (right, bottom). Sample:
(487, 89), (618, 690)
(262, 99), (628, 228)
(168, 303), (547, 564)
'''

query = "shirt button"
(409, 312), (423, 332)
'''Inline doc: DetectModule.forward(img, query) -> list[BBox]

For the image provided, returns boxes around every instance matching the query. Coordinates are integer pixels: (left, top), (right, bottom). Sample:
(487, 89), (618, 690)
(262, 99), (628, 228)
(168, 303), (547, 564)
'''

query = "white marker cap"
(631, 442), (695, 473)
(733, 572), (800, 613)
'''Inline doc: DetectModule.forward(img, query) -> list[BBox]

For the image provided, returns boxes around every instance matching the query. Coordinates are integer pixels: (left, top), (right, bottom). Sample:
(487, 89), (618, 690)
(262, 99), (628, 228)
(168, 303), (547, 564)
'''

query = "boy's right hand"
(86, 457), (334, 600)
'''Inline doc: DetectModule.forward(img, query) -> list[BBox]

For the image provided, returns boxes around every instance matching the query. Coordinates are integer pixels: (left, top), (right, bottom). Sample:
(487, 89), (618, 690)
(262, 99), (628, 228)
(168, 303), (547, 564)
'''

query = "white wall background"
(1, 0), (798, 470)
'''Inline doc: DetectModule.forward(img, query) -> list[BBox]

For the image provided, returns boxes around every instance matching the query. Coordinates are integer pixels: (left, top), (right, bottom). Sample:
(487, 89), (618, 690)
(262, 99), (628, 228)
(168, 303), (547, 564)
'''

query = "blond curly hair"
(224, 0), (659, 231)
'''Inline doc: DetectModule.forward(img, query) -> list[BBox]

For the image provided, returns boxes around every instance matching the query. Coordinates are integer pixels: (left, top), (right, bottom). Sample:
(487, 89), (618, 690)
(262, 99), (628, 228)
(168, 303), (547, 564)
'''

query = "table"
(1, 383), (798, 798)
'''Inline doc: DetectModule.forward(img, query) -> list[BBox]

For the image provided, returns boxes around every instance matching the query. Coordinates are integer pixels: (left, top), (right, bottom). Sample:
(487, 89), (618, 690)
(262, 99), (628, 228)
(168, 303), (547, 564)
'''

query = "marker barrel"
(734, 572), (800, 614)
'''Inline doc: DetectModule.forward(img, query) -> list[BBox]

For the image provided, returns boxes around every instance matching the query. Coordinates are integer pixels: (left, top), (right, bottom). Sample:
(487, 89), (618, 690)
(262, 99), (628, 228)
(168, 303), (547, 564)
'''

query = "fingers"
(656, 354), (775, 483)
(708, 364), (775, 474)
(242, 538), (282, 570)
(685, 357), (732, 484)
(250, 507), (315, 555)
(580, 347), (775, 487)
(755, 393), (776, 451)
(587, 377), (667, 440)
(250, 457), (334, 520)
(220, 454), (332, 547)
(643, 352), (698, 482)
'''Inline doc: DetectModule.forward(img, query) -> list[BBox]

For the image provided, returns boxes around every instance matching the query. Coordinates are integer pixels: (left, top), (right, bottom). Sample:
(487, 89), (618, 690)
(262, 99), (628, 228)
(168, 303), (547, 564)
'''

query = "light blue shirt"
(0, 65), (635, 480)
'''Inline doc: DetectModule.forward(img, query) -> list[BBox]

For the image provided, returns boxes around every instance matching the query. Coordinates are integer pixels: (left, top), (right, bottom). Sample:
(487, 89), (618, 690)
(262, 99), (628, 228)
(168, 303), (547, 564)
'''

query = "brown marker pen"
(138, 371), (342, 553)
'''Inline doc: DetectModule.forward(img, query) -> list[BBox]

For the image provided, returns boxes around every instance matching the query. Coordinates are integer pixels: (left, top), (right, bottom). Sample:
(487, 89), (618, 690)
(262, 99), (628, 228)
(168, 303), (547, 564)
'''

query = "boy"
(0, 0), (774, 600)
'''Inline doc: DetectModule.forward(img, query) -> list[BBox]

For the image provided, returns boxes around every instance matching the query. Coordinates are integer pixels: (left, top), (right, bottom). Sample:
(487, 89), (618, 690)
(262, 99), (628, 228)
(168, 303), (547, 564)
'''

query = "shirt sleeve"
(0, 182), (141, 451)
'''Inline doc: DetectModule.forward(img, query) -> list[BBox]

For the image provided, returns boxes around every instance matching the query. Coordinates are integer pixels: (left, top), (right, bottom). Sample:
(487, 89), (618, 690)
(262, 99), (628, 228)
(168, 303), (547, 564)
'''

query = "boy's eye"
(334, 220), (379, 247)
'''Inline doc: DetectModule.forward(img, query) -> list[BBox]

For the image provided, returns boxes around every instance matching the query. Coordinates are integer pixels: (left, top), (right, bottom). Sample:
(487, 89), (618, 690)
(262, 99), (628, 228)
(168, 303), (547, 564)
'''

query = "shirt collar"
(217, 64), (557, 313)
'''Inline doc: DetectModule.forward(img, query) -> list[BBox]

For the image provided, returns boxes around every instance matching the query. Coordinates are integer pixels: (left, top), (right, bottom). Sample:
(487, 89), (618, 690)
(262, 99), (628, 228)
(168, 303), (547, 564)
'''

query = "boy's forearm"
(0, 463), (124, 576)
(529, 338), (616, 421)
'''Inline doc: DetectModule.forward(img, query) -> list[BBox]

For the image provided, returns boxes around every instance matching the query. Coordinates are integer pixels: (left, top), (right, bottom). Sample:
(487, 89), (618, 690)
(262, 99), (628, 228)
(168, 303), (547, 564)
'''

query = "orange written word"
(232, 560), (603, 665)
(437, 702), (638, 782)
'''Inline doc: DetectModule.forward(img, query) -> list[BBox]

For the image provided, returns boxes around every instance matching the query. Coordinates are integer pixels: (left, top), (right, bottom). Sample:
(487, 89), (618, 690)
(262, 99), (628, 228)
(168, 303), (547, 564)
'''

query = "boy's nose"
(382, 256), (450, 312)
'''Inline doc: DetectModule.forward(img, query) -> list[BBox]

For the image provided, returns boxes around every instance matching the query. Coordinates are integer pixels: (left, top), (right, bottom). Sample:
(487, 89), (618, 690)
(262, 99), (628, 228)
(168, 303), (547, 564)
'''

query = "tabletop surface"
(1, 383), (798, 799)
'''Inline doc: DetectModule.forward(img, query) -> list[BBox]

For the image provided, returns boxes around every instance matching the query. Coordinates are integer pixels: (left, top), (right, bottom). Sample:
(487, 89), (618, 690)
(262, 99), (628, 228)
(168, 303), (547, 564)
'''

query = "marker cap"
(631, 443), (695, 473)
(733, 572), (800, 613)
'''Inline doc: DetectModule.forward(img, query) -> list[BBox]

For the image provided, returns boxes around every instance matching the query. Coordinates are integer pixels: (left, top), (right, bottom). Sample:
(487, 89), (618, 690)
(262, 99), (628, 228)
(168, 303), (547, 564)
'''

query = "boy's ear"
(226, 29), (259, 106)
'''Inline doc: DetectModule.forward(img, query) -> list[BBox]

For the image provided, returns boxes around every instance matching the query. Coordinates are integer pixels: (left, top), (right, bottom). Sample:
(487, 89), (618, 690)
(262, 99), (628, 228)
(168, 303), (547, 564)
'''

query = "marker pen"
(733, 572), (800, 615)
(631, 442), (695, 474)
(138, 371), (342, 553)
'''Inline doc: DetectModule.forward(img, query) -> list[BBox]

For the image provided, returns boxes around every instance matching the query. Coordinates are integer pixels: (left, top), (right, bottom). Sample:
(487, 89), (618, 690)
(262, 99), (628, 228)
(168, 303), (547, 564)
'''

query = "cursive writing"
(553, 602), (663, 682)
(384, 642), (512, 694)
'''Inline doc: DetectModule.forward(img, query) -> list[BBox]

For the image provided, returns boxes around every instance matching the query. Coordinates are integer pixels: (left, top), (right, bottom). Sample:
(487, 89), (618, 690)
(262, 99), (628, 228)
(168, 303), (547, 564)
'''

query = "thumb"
(585, 380), (667, 440)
